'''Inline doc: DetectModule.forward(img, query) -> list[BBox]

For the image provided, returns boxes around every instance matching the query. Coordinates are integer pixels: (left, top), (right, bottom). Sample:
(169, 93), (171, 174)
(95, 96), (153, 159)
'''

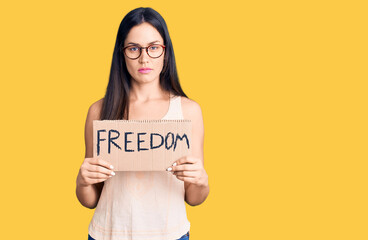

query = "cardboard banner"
(93, 120), (192, 171)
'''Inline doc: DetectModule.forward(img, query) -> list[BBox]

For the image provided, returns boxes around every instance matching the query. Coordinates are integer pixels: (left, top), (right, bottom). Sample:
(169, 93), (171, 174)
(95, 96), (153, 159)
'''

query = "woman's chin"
(133, 76), (158, 84)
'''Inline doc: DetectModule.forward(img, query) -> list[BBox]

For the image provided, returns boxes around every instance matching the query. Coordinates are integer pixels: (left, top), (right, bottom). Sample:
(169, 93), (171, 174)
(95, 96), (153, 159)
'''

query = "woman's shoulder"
(180, 96), (203, 120)
(87, 98), (104, 120)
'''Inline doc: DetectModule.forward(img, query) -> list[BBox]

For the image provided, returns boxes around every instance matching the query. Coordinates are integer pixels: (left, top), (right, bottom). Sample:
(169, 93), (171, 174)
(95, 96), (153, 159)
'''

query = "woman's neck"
(129, 80), (169, 102)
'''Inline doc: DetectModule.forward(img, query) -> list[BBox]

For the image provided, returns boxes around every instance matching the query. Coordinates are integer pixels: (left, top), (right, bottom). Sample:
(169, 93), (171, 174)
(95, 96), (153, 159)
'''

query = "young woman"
(75, 7), (209, 240)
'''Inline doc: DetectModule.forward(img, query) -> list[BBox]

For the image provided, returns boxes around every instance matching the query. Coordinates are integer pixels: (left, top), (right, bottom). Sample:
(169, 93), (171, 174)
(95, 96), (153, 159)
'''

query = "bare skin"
(75, 22), (209, 209)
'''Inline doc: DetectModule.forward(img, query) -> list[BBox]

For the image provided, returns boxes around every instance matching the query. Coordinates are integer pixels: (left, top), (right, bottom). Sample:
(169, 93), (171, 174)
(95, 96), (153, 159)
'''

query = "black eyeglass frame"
(122, 44), (166, 60)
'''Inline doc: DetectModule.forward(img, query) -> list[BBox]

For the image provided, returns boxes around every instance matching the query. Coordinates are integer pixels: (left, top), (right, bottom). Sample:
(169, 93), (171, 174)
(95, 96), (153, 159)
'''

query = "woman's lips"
(138, 69), (152, 73)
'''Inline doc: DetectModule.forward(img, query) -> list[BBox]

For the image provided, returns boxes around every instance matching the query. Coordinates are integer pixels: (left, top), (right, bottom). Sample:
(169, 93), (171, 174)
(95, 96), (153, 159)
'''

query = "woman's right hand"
(77, 158), (115, 187)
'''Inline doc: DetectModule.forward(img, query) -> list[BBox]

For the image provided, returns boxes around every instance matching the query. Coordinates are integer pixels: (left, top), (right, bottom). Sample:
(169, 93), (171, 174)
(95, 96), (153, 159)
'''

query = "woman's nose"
(139, 49), (150, 63)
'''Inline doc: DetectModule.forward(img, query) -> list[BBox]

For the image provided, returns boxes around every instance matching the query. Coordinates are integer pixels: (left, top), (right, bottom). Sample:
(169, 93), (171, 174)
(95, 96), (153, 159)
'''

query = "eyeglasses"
(122, 44), (166, 60)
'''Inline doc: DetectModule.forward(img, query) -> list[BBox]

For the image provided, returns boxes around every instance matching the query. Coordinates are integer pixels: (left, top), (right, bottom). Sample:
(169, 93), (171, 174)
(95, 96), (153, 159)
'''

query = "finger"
(176, 175), (196, 183)
(91, 158), (114, 170)
(172, 156), (196, 167)
(172, 164), (199, 172)
(87, 165), (115, 176)
(90, 177), (110, 184)
(81, 173), (111, 186)
(174, 171), (197, 177)
(167, 157), (196, 172)
(86, 171), (113, 179)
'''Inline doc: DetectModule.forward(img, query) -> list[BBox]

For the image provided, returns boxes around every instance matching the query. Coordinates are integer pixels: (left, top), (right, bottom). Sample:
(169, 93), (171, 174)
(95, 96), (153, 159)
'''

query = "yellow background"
(1, 0), (367, 239)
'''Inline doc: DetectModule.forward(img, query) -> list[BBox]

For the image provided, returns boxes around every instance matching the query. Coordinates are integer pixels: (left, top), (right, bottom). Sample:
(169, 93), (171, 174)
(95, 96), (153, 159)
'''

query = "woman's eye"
(149, 46), (158, 50)
(129, 47), (138, 51)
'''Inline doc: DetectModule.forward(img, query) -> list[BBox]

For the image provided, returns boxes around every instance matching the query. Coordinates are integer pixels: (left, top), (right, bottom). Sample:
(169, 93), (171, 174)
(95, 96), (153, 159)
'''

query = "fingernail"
(110, 165), (114, 169)
(111, 171), (115, 176)
(166, 167), (172, 172)
(172, 162), (177, 166)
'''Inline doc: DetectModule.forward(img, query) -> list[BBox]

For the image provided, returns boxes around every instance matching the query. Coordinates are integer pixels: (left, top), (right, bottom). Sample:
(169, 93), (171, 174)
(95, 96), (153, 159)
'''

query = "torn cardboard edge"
(93, 119), (192, 171)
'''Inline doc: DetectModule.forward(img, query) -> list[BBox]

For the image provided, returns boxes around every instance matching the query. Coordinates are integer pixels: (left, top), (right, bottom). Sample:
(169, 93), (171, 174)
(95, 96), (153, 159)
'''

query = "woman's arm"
(171, 98), (210, 206)
(76, 100), (105, 209)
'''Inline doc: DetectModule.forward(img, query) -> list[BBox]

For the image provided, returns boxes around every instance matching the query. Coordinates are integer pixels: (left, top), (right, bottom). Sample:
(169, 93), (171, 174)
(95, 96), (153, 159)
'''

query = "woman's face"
(123, 22), (165, 85)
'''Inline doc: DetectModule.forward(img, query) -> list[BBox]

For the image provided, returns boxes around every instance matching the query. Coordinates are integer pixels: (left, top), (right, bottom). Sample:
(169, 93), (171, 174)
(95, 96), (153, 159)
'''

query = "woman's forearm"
(185, 182), (210, 206)
(76, 174), (101, 209)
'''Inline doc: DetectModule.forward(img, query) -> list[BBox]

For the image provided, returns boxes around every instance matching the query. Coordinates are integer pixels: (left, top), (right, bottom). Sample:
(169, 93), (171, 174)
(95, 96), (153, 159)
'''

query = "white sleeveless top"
(88, 94), (191, 240)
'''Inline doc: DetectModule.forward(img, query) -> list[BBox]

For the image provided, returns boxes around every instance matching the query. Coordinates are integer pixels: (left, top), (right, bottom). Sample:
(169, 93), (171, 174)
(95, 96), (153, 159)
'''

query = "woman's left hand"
(167, 156), (208, 187)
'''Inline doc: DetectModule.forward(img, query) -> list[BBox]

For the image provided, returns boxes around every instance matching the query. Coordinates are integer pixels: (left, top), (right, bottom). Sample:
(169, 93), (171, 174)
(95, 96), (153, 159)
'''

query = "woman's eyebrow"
(127, 40), (160, 45)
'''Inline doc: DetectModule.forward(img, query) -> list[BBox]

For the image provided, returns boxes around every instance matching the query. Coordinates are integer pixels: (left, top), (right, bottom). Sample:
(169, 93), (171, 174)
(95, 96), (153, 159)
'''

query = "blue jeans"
(88, 231), (189, 240)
